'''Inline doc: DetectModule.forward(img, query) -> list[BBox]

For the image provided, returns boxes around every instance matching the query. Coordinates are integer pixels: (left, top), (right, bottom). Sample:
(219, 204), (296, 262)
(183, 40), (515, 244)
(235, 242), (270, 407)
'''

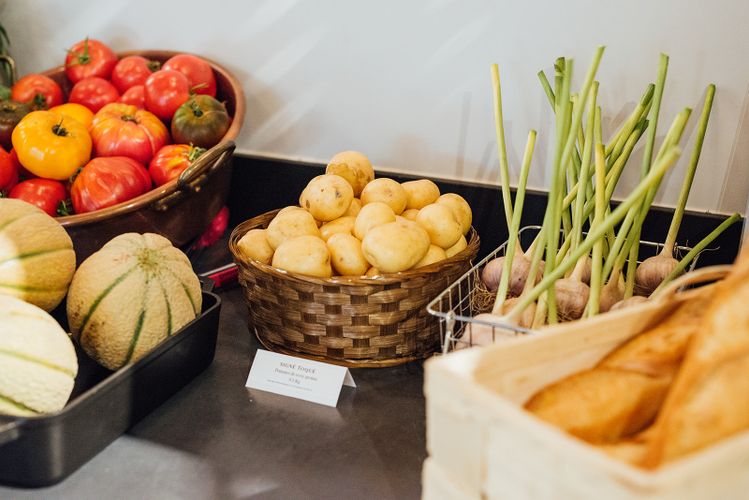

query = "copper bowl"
(41, 50), (245, 263)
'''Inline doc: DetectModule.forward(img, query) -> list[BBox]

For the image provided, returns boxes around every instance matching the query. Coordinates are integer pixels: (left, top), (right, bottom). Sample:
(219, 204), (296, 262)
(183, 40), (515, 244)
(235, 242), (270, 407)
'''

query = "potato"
(272, 235), (332, 278)
(445, 235), (468, 258)
(344, 198), (362, 217)
(327, 233), (369, 276)
(266, 206), (321, 249)
(364, 266), (381, 277)
(416, 203), (463, 249)
(325, 151), (374, 196)
(299, 174), (354, 222)
(360, 178), (408, 214)
(353, 202), (395, 240)
(401, 208), (419, 221)
(436, 193), (472, 235)
(319, 216), (356, 241)
(402, 179), (440, 210)
(361, 220), (430, 273)
(236, 229), (274, 264)
(414, 244), (447, 269)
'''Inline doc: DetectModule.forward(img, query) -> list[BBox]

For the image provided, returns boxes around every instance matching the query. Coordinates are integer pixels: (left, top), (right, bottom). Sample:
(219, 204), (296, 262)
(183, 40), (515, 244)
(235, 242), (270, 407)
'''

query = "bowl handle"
(152, 140), (236, 212)
(0, 54), (17, 87)
(0, 420), (21, 447)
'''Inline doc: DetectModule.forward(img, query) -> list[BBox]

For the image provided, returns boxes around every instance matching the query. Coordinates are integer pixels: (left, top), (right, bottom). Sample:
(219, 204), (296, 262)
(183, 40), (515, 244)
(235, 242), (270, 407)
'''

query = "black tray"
(0, 290), (222, 488)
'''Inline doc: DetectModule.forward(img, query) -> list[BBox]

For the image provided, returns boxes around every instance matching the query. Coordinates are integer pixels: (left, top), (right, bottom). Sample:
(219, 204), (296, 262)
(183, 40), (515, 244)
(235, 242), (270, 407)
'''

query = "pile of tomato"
(0, 38), (231, 217)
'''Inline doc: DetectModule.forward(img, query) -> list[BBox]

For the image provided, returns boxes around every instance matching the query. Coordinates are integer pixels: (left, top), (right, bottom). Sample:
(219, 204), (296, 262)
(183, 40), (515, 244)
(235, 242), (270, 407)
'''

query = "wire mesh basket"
(426, 226), (696, 353)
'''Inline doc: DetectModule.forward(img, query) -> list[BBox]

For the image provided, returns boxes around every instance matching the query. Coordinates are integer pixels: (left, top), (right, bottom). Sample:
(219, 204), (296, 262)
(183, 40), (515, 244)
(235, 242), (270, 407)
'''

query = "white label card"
(246, 350), (356, 407)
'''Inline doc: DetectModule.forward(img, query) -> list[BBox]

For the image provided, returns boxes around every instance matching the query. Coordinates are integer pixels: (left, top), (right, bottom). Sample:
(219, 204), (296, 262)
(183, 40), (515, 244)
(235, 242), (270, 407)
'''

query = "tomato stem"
(57, 199), (73, 216)
(52, 117), (68, 137)
(189, 99), (204, 117)
(187, 144), (206, 162)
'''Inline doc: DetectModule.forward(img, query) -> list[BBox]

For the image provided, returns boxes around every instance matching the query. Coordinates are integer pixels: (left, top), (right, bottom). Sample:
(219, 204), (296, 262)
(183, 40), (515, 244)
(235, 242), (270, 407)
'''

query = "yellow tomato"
(50, 103), (95, 129)
(12, 110), (92, 180)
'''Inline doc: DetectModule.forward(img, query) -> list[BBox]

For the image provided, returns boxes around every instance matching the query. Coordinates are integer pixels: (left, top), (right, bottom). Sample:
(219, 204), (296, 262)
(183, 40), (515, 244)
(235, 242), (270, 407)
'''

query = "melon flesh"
(67, 233), (202, 370)
(0, 198), (76, 312)
(0, 294), (78, 415)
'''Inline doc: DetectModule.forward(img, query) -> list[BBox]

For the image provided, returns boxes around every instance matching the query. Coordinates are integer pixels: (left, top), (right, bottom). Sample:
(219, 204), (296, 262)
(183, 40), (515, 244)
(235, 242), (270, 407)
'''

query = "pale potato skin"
(401, 208), (420, 221)
(402, 179), (440, 210)
(437, 193), (472, 235)
(360, 178), (408, 214)
(414, 244), (447, 269)
(299, 174), (354, 222)
(416, 203), (463, 249)
(364, 266), (381, 277)
(319, 216), (356, 241)
(353, 202), (396, 240)
(327, 233), (369, 276)
(445, 235), (468, 258)
(237, 229), (274, 264)
(361, 220), (430, 273)
(272, 235), (332, 278)
(344, 198), (362, 217)
(326, 151), (375, 196)
(266, 207), (321, 250)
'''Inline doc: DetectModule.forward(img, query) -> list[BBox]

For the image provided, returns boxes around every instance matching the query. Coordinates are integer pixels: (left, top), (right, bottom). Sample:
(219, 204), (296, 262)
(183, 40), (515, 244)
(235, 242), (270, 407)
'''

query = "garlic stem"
(491, 64), (514, 230)
(505, 146), (681, 321)
(586, 142), (607, 316)
(652, 213), (741, 295)
(662, 84), (716, 255)
(492, 130), (537, 314)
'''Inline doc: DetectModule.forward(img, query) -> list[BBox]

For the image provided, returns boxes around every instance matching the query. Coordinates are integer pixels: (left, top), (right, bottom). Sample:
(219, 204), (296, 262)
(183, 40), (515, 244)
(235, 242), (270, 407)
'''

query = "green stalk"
(623, 229), (640, 298)
(492, 130), (537, 314)
(571, 84), (598, 255)
(662, 84), (716, 254)
(602, 108), (692, 279)
(652, 213), (741, 295)
(623, 54), (669, 296)
(586, 143), (608, 316)
(505, 146), (682, 322)
(605, 84), (655, 160)
(640, 54), (669, 178)
(491, 64), (514, 230)
(544, 46), (606, 323)
(544, 59), (574, 324)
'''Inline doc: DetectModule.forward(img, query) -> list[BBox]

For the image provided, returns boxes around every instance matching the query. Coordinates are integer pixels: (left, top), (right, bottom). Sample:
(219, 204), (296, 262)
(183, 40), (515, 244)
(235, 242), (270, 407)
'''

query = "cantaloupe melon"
(0, 294), (78, 416)
(0, 198), (76, 312)
(66, 233), (202, 371)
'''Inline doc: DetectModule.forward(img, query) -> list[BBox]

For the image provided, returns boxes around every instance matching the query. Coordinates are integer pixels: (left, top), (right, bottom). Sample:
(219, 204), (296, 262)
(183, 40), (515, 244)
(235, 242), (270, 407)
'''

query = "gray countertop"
(1, 288), (427, 500)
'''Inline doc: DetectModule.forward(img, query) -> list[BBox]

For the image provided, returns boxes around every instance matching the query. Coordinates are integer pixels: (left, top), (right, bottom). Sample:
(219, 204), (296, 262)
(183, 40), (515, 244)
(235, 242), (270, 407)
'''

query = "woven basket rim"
(228, 207), (480, 286)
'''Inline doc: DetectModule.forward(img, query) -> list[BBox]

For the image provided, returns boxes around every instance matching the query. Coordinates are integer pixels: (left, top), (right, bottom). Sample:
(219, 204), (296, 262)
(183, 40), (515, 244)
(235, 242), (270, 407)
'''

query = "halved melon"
(0, 198), (76, 311)
(0, 294), (78, 416)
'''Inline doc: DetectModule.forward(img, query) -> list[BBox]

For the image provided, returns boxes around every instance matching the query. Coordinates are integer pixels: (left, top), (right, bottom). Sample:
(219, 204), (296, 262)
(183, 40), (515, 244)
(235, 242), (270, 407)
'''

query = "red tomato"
(9, 178), (69, 216)
(163, 54), (216, 97)
(65, 38), (118, 83)
(69, 77), (120, 113)
(144, 69), (190, 121)
(71, 156), (152, 213)
(119, 85), (145, 108)
(0, 146), (19, 194)
(90, 103), (170, 165)
(148, 144), (205, 186)
(111, 56), (159, 93)
(11, 74), (64, 109)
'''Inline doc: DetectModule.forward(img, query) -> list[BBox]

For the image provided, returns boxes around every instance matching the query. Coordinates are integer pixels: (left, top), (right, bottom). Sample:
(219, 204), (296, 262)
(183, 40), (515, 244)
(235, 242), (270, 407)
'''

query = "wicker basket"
(228, 209), (480, 367)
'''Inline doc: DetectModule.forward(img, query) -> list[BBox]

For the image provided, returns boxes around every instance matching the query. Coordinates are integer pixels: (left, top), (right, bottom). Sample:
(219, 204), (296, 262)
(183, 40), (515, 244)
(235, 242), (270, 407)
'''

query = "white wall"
(2, 0), (748, 214)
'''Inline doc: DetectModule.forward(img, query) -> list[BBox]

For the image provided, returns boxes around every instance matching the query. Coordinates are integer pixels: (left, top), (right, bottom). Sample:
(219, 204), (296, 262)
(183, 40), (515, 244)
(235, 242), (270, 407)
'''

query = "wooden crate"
(423, 286), (749, 499)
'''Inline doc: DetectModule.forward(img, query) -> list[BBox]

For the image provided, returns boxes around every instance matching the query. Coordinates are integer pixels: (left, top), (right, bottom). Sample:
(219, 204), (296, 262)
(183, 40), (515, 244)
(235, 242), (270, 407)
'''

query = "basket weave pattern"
(229, 209), (480, 367)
